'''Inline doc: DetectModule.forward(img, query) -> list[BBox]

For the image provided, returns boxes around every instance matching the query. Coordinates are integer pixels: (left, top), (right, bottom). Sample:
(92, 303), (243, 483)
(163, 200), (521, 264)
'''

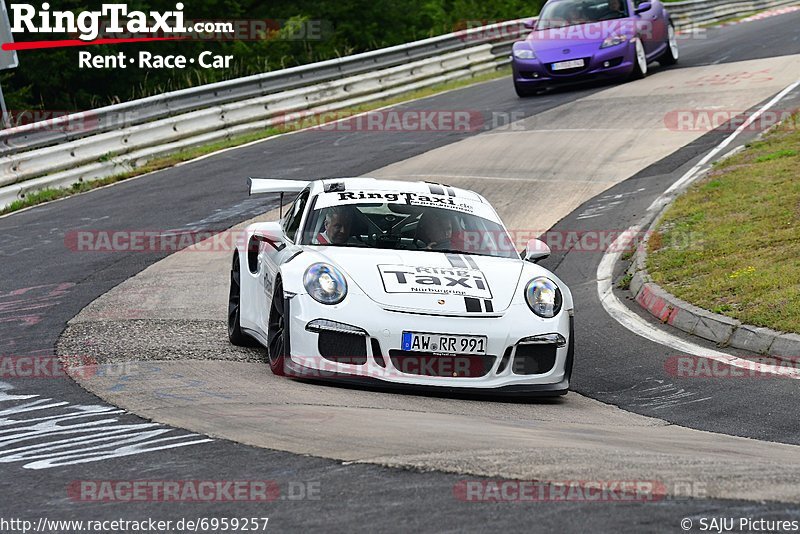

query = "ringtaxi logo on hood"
(378, 265), (493, 300)
(9, 2), (189, 41)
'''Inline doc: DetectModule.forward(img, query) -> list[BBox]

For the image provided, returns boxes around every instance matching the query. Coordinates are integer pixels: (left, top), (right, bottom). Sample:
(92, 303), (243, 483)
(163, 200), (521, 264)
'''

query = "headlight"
(304, 263), (347, 305)
(601, 34), (628, 48)
(524, 277), (562, 318)
(513, 48), (536, 59)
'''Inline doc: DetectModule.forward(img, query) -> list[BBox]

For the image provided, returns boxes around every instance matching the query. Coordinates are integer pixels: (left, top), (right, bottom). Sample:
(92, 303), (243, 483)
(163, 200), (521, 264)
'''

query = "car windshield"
(536, 0), (630, 29)
(301, 202), (519, 259)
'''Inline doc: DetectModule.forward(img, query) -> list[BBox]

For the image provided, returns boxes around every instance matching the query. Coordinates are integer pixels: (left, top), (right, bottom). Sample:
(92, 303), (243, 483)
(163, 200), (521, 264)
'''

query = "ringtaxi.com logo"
(4, 3), (238, 68)
(9, 3), (193, 42)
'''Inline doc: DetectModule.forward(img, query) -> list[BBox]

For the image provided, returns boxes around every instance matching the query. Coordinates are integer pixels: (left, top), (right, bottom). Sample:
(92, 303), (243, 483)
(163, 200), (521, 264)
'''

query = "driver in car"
(315, 206), (355, 245)
(563, 4), (584, 23)
(604, 0), (626, 18)
(417, 212), (453, 250)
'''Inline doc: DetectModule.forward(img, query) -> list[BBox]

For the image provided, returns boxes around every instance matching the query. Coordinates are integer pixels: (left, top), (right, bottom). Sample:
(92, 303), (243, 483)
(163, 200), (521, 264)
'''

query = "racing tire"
(267, 280), (290, 376)
(514, 79), (539, 98)
(228, 253), (256, 347)
(659, 23), (679, 66)
(629, 38), (648, 80)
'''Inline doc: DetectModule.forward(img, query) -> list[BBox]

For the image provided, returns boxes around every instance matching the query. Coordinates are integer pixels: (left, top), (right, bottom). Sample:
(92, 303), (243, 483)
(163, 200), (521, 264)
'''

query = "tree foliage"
(4, 0), (543, 111)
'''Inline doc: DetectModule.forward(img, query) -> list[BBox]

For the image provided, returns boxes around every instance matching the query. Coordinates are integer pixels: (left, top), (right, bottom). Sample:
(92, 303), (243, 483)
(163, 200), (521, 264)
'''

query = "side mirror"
(635, 2), (652, 14)
(523, 19), (536, 30)
(522, 238), (551, 262)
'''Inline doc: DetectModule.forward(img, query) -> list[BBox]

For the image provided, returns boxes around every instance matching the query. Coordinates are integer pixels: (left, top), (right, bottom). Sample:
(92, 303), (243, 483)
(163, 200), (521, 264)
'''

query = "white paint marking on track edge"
(0, 381), (214, 469)
(597, 79), (800, 379)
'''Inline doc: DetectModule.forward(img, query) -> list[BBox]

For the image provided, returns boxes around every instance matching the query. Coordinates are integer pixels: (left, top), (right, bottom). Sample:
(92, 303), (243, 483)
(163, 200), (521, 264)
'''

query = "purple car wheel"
(514, 79), (538, 97)
(630, 38), (648, 80)
(660, 23), (679, 66)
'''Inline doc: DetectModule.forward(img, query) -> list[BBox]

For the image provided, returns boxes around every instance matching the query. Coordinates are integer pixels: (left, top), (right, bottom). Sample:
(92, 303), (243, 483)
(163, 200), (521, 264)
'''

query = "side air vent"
(512, 344), (557, 375)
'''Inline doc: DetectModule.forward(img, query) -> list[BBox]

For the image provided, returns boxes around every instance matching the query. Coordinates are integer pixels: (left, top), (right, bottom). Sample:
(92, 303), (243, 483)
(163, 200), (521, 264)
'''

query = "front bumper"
(512, 41), (636, 88)
(282, 292), (574, 395)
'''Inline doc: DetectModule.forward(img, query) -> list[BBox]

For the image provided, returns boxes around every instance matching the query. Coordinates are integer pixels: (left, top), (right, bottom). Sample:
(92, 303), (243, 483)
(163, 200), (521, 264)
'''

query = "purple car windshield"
(536, 0), (630, 30)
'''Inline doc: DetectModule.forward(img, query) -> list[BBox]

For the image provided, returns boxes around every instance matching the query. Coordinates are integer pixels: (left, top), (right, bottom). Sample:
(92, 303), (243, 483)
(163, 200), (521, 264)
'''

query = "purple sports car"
(511, 0), (679, 96)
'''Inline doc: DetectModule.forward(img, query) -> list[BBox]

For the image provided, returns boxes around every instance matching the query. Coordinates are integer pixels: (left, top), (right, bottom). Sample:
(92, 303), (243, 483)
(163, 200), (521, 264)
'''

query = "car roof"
(312, 177), (487, 203)
(307, 177), (503, 222)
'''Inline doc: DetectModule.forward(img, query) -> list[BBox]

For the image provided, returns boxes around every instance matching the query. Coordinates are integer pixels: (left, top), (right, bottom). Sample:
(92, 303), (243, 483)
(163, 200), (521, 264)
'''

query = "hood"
(523, 21), (634, 62)
(314, 247), (525, 315)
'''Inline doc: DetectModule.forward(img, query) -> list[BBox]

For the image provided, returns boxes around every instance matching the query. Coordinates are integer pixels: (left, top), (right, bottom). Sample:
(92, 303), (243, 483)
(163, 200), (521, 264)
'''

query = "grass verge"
(646, 112), (800, 333)
(1, 67), (510, 217)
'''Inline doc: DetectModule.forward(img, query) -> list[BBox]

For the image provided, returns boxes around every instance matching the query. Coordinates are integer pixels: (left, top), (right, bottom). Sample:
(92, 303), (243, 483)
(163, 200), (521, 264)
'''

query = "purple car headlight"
(513, 48), (537, 60)
(601, 34), (629, 48)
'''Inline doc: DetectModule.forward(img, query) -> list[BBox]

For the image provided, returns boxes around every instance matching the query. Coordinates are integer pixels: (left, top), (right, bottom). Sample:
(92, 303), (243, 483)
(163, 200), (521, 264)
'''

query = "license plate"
(552, 59), (585, 71)
(402, 331), (487, 356)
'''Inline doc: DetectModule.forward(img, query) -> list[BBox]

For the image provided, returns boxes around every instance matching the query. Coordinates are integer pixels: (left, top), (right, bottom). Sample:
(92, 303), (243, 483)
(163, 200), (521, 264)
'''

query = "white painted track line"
(597, 80), (800, 379)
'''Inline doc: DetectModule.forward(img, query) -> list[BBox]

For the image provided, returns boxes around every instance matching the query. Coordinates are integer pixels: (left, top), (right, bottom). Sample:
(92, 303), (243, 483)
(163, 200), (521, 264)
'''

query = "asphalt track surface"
(548, 94), (800, 444)
(2, 11), (800, 532)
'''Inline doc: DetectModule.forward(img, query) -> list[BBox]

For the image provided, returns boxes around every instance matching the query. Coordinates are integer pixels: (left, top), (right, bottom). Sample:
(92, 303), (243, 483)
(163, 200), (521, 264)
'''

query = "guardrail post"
(0, 80), (10, 129)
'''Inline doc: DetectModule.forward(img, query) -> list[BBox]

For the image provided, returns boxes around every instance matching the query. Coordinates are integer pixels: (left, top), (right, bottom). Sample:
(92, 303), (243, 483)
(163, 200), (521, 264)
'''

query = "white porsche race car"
(228, 177), (574, 396)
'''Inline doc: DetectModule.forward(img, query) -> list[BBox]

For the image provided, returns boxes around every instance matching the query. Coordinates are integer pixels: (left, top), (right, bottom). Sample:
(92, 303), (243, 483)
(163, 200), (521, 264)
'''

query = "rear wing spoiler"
(248, 177), (310, 196)
(248, 177), (312, 218)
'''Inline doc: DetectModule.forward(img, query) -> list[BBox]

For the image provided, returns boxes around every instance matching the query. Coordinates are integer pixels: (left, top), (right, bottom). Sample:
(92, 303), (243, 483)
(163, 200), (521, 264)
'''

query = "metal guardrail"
(0, 44), (508, 183)
(0, 0), (795, 209)
(0, 21), (527, 156)
(667, 0), (799, 27)
(0, 20), (527, 208)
